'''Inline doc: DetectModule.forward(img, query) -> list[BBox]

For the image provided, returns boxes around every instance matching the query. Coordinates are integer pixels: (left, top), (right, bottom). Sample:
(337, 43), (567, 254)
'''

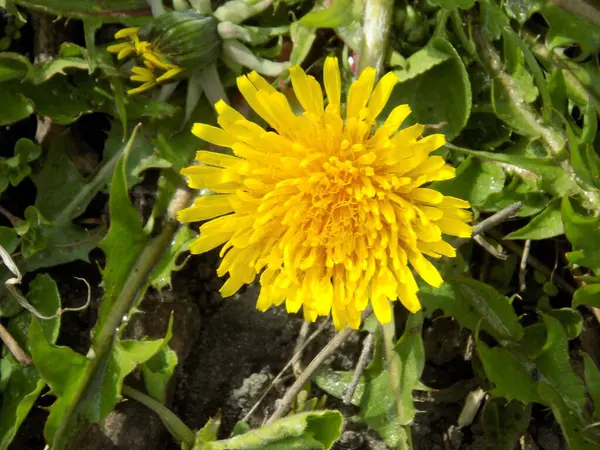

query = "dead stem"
(265, 328), (354, 424)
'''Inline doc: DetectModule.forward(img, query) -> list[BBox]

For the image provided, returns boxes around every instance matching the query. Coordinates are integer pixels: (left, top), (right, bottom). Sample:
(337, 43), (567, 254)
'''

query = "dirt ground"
(9, 245), (569, 450)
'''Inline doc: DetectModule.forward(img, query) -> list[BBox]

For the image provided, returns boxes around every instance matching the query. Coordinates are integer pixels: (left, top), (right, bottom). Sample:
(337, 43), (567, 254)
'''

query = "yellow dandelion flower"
(107, 27), (183, 95)
(178, 57), (472, 330)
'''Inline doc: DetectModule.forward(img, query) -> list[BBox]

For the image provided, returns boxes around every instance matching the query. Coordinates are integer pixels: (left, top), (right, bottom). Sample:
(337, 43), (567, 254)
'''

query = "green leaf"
(392, 43), (450, 83)
(13, 0), (150, 18)
(536, 315), (586, 413)
(480, 0), (509, 41)
(0, 52), (31, 81)
(506, 198), (564, 239)
(491, 79), (540, 138)
(482, 177), (549, 218)
(503, 0), (544, 23)
(0, 86), (34, 125)
(299, 0), (354, 28)
(21, 75), (105, 125)
(582, 353), (600, 419)
(27, 56), (89, 84)
(313, 370), (364, 406)
(428, 0), (474, 9)
(421, 277), (524, 343)
(541, 4), (600, 54)
(0, 274), (61, 448)
(142, 345), (178, 403)
(193, 411), (343, 450)
(103, 121), (160, 188)
(359, 314), (424, 446)
(388, 37), (471, 140)
(481, 398), (531, 450)
(30, 314), (173, 447)
(573, 284), (600, 309)
(97, 126), (150, 337)
(449, 145), (573, 197)
(24, 132), (117, 271)
(0, 364), (45, 448)
(537, 383), (597, 450)
(0, 137), (41, 193)
(477, 341), (542, 404)
(433, 156), (505, 206)
(289, 23), (316, 68)
(548, 308), (583, 340)
(562, 196), (600, 274)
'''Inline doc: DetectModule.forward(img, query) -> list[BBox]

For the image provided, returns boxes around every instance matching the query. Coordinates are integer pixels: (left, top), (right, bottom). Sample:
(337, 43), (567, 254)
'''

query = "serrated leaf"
(421, 277), (524, 343)
(0, 274), (61, 448)
(193, 411), (343, 450)
(562, 196), (600, 274)
(31, 314), (173, 448)
(477, 341), (541, 404)
(536, 315), (586, 413)
(506, 198), (564, 239)
(360, 313), (424, 446)
(27, 56), (89, 84)
(103, 120), (159, 188)
(481, 398), (531, 450)
(97, 126), (149, 337)
(142, 345), (178, 403)
(388, 37), (471, 140)
(22, 132), (117, 272)
(433, 156), (505, 206)
(537, 383), (598, 450)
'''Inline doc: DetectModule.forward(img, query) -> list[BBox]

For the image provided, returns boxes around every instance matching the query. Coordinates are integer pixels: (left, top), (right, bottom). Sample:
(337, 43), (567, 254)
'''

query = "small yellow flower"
(178, 57), (472, 330)
(107, 27), (183, 95)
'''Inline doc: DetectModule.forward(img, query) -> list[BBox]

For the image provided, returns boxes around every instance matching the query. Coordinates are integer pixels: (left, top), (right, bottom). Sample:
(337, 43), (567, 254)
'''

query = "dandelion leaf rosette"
(178, 57), (472, 329)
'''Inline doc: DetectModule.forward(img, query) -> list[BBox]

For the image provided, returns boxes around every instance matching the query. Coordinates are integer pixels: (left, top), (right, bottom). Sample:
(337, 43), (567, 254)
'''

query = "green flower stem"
(123, 385), (195, 445)
(382, 320), (413, 450)
(358, 0), (394, 76)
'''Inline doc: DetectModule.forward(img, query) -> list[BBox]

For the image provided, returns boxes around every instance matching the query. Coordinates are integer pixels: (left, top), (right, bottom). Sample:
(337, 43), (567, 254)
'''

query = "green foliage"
(2, 1), (600, 449)
(506, 198), (564, 240)
(481, 399), (531, 450)
(315, 314), (425, 448)
(389, 37), (471, 140)
(190, 411), (343, 450)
